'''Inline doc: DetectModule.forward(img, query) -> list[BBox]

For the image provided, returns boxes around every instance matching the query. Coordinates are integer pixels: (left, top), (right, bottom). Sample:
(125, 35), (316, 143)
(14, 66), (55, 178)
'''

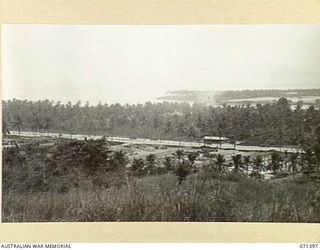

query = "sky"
(2, 25), (320, 105)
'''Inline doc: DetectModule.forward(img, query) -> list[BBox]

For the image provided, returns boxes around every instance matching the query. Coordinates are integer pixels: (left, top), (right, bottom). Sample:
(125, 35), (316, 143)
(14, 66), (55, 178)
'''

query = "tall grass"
(2, 173), (320, 222)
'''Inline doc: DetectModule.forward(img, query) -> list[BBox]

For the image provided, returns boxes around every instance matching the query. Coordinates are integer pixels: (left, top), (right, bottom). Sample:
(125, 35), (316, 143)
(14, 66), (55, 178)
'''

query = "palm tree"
(113, 150), (127, 168)
(31, 117), (42, 135)
(12, 115), (23, 135)
(43, 117), (52, 136)
(270, 152), (281, 174)
(301, 149), (314, 173)
(145, 154), (156, 174)
(215, 154), (226, 173)
(289, 153), (299, 174)
(164, 121), (172, 136)
(217, 121), (224, 148)
(243, 155), (251, 174)
(232, 124), (240, 149)
(177, 123), (186, 147)
(164, 156), (173, 171)
(153, 116), (160, 132)
(250, 155), (264, 179)
(270, 119), (287, 152)
(175, 149), (184, 161)
(232, 154), (242, 173)
(177, 123), (186, 137)
(187, 152), (197, 165)
(131, 158), (144, 172)
(146, 154), (156, 167)
(188, 126), (197, 139)
(176, 163), (190, 185)
(253, 155), (264, 172)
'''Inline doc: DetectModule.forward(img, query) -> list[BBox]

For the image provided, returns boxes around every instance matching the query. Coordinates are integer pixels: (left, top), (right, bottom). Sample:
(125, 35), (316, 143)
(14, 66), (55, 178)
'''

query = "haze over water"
(2, 25), (320, 105)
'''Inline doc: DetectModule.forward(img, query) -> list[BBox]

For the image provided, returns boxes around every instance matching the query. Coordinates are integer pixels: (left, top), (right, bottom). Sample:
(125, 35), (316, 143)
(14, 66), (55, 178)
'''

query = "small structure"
(202, 136), (229, 144)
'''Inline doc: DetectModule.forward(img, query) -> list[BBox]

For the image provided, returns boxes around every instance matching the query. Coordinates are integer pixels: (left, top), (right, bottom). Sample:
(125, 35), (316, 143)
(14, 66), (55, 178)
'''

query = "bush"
(175, 163), (191, 184)
(2, 139), (114, 194)
(53, 139), (112, 176)
(2, 173), (320, 222)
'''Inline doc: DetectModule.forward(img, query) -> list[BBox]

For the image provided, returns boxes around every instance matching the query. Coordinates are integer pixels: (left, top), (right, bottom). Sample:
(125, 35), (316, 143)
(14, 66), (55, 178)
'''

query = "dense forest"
(158, 88), (320, 104)
(2, 97), (320, 147)
(215, 88), (320, 102)
(3, 97), (320, 222)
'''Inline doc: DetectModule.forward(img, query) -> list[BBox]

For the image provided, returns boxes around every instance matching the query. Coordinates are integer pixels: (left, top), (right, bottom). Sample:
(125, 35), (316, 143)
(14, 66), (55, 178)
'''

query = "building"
(202, 136), (229, 144)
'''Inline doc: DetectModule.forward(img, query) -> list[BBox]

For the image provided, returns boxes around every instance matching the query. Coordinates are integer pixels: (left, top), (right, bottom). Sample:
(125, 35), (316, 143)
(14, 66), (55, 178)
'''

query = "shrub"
(175, 163), (191, 184)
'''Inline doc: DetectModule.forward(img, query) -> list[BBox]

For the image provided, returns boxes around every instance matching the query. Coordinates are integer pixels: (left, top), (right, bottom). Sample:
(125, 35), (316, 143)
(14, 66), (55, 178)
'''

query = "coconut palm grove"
(2, 89), (320, 222)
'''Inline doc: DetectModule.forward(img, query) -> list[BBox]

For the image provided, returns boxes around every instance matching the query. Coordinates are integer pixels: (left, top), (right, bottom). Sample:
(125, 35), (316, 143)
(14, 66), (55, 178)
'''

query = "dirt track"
(8, 130), (300, 153)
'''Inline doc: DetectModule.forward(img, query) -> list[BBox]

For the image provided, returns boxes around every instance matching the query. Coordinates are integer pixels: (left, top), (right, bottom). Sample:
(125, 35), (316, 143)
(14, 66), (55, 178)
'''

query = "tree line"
(2, 98), (320, 148)
(158, 89), (320, 104)
(3, 137), (320, 195)
(215, 88), (320, 102)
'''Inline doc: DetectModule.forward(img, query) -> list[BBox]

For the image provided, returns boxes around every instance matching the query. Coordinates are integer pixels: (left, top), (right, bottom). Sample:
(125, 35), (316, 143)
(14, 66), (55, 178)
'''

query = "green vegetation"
(215, 89), (320, 103)
(3, 97), (320, 147)
(2, 95), (320, 222)
(2, 137), (320, 222)
(158, 89), (320, 105)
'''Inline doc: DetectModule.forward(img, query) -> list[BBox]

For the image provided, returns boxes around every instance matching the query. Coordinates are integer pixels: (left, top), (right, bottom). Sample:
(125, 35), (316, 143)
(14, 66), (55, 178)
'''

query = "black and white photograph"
(2, 24), (320, 223)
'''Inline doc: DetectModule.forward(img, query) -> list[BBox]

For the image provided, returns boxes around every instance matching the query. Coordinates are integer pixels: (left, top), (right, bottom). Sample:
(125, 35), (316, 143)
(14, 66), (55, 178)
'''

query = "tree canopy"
(3, 98), (320, 147)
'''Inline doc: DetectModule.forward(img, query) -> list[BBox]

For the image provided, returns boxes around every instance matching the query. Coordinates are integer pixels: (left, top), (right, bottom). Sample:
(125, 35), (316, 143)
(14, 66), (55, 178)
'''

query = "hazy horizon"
(3, 86), (320, 106)
(2, 25), (320, 105)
